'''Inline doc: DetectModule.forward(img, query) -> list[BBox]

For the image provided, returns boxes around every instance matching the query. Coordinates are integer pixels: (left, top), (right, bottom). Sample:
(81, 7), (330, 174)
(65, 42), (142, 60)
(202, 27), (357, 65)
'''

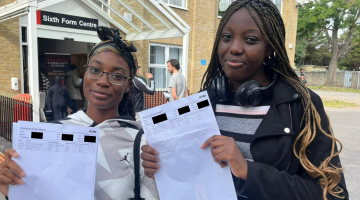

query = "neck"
(228, 70), (270, 92)
(172, 69), (179, 75)
(86, 104), (119, 124)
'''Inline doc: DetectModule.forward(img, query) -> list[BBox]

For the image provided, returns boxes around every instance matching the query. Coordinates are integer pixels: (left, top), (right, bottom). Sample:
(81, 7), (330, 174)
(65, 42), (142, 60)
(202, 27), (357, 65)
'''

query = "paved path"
(326, 107), (360, 199)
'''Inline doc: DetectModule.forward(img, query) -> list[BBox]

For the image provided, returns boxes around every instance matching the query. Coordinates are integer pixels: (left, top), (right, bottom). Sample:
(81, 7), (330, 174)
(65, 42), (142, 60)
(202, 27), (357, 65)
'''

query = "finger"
(201, 135), (227, 149)
(4, 149), (18, 160)
(0, 168), (22, 185)
(209, 139), (229, 151)
(142, 161), (161, 170)
(141, 152), (160, 162)
(0, 175), (17, 185)
(144, 168), (158, 178)
(211, 145), (227, 158)
(5, 160), (25, 178)
(141, 145), (158, 155)
(214, 152), (229, 167)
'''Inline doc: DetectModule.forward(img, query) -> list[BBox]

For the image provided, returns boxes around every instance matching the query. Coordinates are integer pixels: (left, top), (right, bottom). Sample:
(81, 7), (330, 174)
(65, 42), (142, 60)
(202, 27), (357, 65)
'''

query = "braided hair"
(201, 1), (344, 199)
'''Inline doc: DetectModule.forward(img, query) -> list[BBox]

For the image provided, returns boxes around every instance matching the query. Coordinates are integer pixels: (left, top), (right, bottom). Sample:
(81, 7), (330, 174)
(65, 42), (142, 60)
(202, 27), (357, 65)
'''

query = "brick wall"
(0, 0), (21, 93)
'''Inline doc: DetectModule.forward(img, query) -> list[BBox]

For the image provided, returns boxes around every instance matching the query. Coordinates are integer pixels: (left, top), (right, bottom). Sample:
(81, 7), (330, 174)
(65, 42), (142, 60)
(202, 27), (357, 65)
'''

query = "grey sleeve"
(134, 78), (155, 95)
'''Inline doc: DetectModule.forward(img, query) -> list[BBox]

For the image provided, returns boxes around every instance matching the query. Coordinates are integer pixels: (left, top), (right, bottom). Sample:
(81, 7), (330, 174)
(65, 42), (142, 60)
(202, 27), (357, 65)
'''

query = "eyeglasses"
(84, 66), (131, 86)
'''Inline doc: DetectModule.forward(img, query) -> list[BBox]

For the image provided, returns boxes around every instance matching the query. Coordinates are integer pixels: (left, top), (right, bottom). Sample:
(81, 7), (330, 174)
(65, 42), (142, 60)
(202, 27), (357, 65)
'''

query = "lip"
(225, 59), (245, 67)
(90, 90), (112, 99)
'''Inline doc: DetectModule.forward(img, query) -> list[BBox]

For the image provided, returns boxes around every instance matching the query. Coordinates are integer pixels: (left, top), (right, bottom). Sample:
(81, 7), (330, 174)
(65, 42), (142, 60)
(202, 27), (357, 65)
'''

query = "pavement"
(0, 107), (358, 199)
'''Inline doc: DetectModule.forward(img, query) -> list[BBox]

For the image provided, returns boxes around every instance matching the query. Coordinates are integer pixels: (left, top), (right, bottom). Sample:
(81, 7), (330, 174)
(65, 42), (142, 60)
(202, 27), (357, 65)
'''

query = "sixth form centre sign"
(37, 11), (98, 31)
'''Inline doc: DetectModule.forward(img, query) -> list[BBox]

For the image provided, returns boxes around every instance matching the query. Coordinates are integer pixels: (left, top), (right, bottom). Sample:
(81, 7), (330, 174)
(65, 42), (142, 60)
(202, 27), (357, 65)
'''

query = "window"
(163, 0), (187, 9)
(273, 0), (282, 13)
(218, 0), (236, 17)
(149, 44), (183, 89)
(218, 0), (282, 17)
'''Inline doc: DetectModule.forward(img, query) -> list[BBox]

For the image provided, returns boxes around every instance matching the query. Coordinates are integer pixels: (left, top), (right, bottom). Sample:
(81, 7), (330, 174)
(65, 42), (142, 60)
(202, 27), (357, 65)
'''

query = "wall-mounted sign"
(37, 10), (98, 31)
(201, 59), (206, 66)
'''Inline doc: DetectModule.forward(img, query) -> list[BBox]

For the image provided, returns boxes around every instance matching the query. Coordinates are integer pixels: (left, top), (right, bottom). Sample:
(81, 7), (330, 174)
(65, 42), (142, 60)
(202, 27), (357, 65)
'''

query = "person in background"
(167, 59), (188, 102)
(131, 66), (155, 122)
(45, 76), (73, 120)
(300, 74), (308, 87)
(65, 64), (82, 113)
(299, 68), (306, 78)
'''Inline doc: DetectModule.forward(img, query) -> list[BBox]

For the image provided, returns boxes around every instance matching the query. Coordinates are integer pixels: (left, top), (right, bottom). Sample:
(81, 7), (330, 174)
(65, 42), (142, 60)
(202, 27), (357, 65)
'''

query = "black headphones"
(211, 70), (277, 107)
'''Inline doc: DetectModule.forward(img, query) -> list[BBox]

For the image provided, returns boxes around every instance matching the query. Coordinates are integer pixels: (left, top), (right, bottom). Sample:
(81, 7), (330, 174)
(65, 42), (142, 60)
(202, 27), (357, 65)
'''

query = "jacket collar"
(272, 78), (302, 105)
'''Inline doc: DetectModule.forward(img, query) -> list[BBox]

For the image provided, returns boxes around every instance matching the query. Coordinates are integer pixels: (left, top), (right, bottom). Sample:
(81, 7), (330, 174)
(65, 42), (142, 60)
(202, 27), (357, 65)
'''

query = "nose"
(229, 39), (244, 55)
(96, 72), (111, 87)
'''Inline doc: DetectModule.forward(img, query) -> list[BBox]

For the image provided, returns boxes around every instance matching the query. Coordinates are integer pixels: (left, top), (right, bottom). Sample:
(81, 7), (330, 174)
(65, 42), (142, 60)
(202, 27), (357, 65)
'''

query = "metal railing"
(144, 88), (169, 110)
(0, 93), (33, 142)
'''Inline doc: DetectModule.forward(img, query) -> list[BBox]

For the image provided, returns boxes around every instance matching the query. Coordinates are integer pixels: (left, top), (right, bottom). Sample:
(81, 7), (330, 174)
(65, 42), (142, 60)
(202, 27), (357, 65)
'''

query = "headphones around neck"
(211, 70), (277, 107)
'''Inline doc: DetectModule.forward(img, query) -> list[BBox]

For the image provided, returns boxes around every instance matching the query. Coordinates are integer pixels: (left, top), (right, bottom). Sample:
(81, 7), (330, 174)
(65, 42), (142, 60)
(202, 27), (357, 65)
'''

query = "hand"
(141, 145), (160, 179)
(201, 135), (248, 180)
(146, 73), (153, 79)
(0, 149), (26, 196)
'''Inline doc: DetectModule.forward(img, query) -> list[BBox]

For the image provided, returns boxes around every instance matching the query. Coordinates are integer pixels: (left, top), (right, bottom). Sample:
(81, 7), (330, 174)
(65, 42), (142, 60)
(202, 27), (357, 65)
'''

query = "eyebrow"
(112, 66), (126, 72)
(222, 27), (261, 33)
(89, 59), (103, 65)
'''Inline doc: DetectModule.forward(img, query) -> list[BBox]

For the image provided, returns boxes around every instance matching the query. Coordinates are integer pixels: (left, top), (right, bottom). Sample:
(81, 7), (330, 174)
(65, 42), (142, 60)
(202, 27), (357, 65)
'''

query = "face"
(300, 70), (304, 73)
(136, 68), (140, 76)
(83, 51), (133, 110)
(300, 75), (305, 80)
(167, 62), (174, 74)
(218, 7), (272, 88)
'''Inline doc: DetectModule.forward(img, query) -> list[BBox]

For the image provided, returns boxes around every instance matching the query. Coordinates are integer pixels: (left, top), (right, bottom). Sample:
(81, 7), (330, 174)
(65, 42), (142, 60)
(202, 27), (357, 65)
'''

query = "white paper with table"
(139, 91), (237, 200)
(9, 121), (99, 200)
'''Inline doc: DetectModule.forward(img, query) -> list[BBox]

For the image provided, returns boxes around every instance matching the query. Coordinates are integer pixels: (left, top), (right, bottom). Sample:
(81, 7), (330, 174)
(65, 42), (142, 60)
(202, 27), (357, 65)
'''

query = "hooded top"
(54, 110), (160, 200)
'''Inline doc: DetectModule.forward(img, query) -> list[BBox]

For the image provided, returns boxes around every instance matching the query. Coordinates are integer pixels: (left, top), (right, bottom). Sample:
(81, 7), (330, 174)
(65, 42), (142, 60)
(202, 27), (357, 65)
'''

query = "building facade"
(0, 0), (299, 121)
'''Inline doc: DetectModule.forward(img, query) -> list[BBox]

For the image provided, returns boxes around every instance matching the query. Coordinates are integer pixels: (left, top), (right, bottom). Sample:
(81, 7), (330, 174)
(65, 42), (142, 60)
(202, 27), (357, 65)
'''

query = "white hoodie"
(55, 110), (160, 200)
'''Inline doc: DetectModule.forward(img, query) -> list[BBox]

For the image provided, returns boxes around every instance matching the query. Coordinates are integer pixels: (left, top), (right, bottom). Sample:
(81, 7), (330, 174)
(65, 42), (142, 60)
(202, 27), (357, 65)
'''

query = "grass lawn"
(323, 100), (357, 108)
(308, 86), (360, 94)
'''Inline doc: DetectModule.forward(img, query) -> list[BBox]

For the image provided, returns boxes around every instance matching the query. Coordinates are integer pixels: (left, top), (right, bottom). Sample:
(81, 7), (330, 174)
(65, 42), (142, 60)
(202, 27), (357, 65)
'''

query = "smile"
(90, 90), (112, 99)
(226, 59), (245, 67)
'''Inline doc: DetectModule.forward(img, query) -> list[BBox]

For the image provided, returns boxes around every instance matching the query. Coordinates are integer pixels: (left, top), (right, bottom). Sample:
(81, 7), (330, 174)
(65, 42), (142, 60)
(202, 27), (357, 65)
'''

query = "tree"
(297, 0), (360, 86)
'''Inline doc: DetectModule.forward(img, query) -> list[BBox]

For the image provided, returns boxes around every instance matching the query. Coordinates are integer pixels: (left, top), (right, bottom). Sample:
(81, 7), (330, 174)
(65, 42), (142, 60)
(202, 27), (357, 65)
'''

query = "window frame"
(218, 0), (282, 17)
(164, 0), (188, 10)
(149, 43), (183, 89)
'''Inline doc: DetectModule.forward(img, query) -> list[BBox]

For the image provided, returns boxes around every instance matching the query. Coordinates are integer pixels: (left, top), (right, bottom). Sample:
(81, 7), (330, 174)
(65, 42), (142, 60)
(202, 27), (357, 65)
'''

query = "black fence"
(144, 88), (169, 110)
(0, 93), (33, 142)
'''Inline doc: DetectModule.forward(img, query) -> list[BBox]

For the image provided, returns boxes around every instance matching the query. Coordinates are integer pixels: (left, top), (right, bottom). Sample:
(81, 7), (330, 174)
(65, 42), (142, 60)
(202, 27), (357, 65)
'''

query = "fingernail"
(20, 171), (26, 177)
(18, 179), (24, 185)
(156, 158), (160, 162)
(157, 164), (161, 169)
(13, 153), (18, 157)
(156, 170), (159, 173)
(155, 151), (159, 155)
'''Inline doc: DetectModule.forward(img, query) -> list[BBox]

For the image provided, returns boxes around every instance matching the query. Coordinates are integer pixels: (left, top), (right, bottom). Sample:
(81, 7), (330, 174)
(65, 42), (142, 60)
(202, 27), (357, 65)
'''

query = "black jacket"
(207, 78), (348, 200)
(131, 77), (155, 112)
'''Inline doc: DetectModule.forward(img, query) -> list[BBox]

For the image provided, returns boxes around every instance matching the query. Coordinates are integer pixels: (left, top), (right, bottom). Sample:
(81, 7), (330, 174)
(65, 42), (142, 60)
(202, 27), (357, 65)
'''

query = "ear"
(266, 45), (274, 58)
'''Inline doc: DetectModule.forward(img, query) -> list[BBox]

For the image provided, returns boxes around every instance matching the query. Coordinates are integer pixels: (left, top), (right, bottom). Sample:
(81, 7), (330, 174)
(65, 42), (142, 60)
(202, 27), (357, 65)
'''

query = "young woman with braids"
(0, 27), (159, 200)
(141, 0), (348, 199)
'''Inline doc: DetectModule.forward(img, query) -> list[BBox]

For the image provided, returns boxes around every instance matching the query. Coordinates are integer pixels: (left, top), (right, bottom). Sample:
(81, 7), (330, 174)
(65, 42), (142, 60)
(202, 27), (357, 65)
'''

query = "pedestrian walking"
(167, 59), (188, 102)
(65, 64), (82, 113)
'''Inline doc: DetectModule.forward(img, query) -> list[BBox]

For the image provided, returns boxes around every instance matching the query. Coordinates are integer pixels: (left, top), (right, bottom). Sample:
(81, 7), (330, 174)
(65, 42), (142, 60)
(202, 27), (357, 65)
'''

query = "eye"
(221, 33), (231, 40)
(245, 37), (259, 43)
(112, 73), (125, 80)
(90, 67), (101, 73)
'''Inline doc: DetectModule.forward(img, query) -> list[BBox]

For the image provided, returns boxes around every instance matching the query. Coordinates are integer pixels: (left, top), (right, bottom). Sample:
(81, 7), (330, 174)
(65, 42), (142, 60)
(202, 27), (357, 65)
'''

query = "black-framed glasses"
(84, 65), (131, 86)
